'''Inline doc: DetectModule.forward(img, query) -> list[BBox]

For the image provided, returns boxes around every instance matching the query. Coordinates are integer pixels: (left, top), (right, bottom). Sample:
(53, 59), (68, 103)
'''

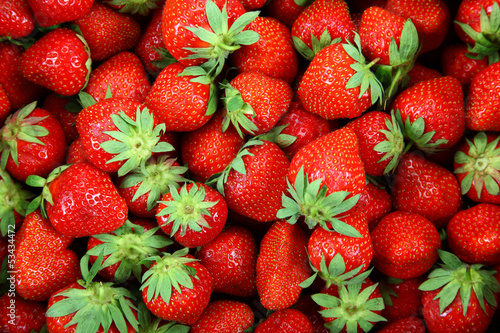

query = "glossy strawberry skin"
(0, 0), (35, 39)
(454, 0), (499, 45)
(190, 300), (254, 333)
(42, 93), (80, 143)
(0, 293), (46, 333)
(254, 308), (314, 333)
(26, 0), (93, 27)
(355, 182), (392, 231)
(440, 43), (489, 89)
(379, 276), (424, 323)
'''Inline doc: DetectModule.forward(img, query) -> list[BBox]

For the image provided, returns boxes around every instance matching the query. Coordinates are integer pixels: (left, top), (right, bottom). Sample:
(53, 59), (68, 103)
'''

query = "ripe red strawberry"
(419, 250), (500, 333)
(190, 300), (255, 333)
(42, 93), (80, 143)
(221, 71), (292, 137)
(0, 102), (67, 182)
(465, 61), (500, 131)
(0, 0), (35, 39)
(291, 0), (356, 60)
(254, 308), (314, 333)
(294, 294), (329, 333)
(256, 220), (312, 310)
(297, 39), (383, 120)
(181, 111), (245, 183)
(65, 136), (89, 164)
(84, 51), (152, 103)
(26, 0), (93, 27)
(19, 28), (91, 96)
(391, 151), (463, 229)
(0, 293), (46, 333)
(446, 203), (500, 266)
(262, 0), (308, 28)
(156, 182), (228, 248)
(440, 43), (489, 89)
(376, 316), (426, 333)
(141, 249), (213, 325)
(356, 181), (392, 231)
(13, 210), (80, 301)
(0, 168), (34, 234)
(0, 85), (11, 125)
(230, 16), (299, 83)
(378, 275), (424, 323)
(74, 1), (141, 62)
(370, 211), (441, 279)
(406, 62), (442, 88)
(196, 225), (257, 297)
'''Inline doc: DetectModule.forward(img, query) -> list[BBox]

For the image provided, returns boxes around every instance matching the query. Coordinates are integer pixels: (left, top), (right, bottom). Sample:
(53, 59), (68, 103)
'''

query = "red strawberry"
(84, 51), (152, 103)
(0, 0), (35, 39)
(376, 316), (426, 333)
(406, 62), (442, 88)
(196, 225), (258, 297)
(0, 168), (34, 234)
(391, 151), (463, 229)
(231, 16), (299, 83)
(256, 220), (312, 310)
(26, 0), (93, 27)
(0, 102), (67, 182)
(19, 28), (91, 96)
(65, 136), (89, 164)
(465, 61), (500, 131)
(141, 249), (213, 325)
(0, 84), (11, 125)
(74, 1), (141, 62)
(440, 43), (489, 89)
(42, 93), (80, 143)
(14, 210), (80, 301)
(446, 203), (500, 266)
(370, 211), (441, 279)
(190, 300), (255, 333)
(378, 275), (424, 323)
(356, 181), (392, 231)
(262, 0), (308, 29)
(419, 250), (500, 333)
(0, 293), (46, 333)
(294, 294), (329, 333)
(254, 308), (314, 333)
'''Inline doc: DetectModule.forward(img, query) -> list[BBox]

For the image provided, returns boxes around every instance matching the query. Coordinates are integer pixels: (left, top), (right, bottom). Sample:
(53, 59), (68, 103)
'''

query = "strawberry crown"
(419, 250), (500, 315)
(104, 0), (162, 16)
(293, 30), (341, 61)
(86, 220), (173, 284)
(378, 276), (405, 308)
(373, 110), (406, 174)
(454, 131), (500, 198)
(46, 251), (139, 333)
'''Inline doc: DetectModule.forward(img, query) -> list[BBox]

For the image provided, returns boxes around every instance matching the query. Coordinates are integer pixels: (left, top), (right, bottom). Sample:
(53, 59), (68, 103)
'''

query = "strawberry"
(0, 168), (34, 235)
(406, 62), (442, 88)
(74, 1), (141, 62)
(254, 308), (314, 333)
(297, 37), (383, 120)
(46, 253), (139, 333)
(291, 0), (356, 60)
(419, 250), (500, 333)
(27, 162), (129, 237)
(0, 85), (11, 125)
(256, 220), (312, 310)
(377, 275), (424, 323)
(180, 111), (245, 183)
(465, 61), (500, 131)
(77, 96), (174, 176)
(0, 293), (46, 333)
(376, 316), (426, 333)
(391, 151), (463, 229)
(440, 43), (489, 89)
(446, 203), (500, 266)
(135, 302), (190, 333)
(0, 0), (35, 39)
(230, 16), (299, 83)
(156, 182), (228, 248)
(356, 180), (392, 231)
(84, 51), (152, 103)
(196, 225), (258, 297)
(370, 211), (441, 279)
(141, 248), (213, 325)
(221, 71), (292, 137)
(19, 28), (91, 97)
(0, 102), (67, 182)
(190, 300), (255, 333)
(42, 93), (80, 143)
(66, 136), (89, 164)
(26, 0), (93, 27)
(103, 0), (163, 15)
(294, 294), (330, 333)
(13, 210), (81, 301)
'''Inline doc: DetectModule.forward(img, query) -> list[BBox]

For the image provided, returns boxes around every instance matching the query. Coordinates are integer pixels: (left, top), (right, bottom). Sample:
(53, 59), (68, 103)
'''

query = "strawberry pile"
(1, 0), (500, 332)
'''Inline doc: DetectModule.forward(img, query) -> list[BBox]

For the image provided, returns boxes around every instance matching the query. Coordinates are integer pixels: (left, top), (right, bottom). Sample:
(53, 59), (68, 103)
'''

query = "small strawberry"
(65, 136), (89, 164)
(377, 275), (424, 323)
(356, 180), (392, 231)
(190, 300), (255, 333)
(440, 43), (489, 89)
(376, 316), (426, 333)
(140, 248), (213, 325)
(254, 308), (314, 333)
(19, 28), (91, 96)
(0, 293), (46, 333)
(42, 93), (80, 143)
(370, 211), (441, 279)
(26, 0), (93, 27)
(0, 0), (35, 39)
(263, 0), (309, 28)
(406, 62), (442, 88)
(0, 168), (34, 235)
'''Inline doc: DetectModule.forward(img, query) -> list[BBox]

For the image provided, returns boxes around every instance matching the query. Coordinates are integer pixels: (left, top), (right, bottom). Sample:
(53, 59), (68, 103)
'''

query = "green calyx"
(86, 220), (173, 284)
(220, 80), (259, 138)
(293, 30), (341, 61)
(137, 302), (190, 333)
(46, 252), (139, 333)
(373, 110), (406, 174)
(104, 0), (161, 15)
(301, 253), (373, 290)
(0, 168), (34, 236)
(455, 2), (500, 65)
(312, 283), (387, 333)
(343, 33), (384, 108)
(156, 183), (218, 237)
(454, 131), (500, 198)
(100, 106), (174, 177)
(276, 166), (362, 238)
(419, 250), (500, 316)
(182, 0), (260, 77)
(0, 101), (49, 168)
(119, 155), (189, 212)
(140, 248), (199, 303)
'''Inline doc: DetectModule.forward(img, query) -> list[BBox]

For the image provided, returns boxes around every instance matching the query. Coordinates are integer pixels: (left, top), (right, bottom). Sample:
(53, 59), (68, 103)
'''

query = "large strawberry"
(0, 0), (35, 39)
(0, 102), (66, 182)
(26, 0), (93, 27)
(0, 293), (46, 332)
(19, 28), (91, 97)
(190, 300), (255, 333)
(14, 210), (80, 301)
